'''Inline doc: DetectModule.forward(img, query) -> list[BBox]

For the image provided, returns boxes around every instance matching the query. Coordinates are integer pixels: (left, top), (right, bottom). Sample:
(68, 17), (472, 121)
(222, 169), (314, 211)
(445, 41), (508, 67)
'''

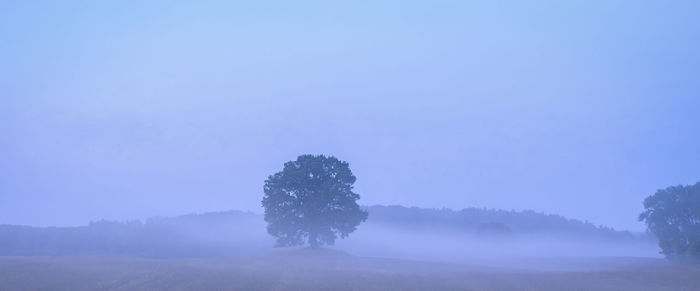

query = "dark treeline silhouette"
(0, 211), (269, 258)
(365, 205), (639, 241)
(0, 205), (651, 258)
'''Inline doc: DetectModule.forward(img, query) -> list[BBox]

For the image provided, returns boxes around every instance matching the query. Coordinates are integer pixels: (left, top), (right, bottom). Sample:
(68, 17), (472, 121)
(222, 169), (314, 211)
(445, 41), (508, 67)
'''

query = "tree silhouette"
(639, 182), (700, 262)
(262, 155), (368, 248)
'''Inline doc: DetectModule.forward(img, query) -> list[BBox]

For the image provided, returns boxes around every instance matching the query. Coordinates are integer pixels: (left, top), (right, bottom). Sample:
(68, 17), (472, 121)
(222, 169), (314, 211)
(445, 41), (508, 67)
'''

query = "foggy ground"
(0, 206), (674, 290)
(0, 206), (658, 261)
(0, 250), (697, 291)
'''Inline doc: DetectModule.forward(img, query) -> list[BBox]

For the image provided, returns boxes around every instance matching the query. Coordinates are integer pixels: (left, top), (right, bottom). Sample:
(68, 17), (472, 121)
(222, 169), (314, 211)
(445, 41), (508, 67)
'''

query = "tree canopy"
(262, 155), (368, 248)
(639, 182), (700, 262)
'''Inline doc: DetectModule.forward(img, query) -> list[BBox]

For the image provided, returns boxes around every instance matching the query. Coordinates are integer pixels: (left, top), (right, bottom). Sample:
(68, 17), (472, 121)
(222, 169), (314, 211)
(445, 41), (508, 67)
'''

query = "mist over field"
(0, 205), (683, 290)
(2, 0), (700, 290)
(0, 206), (658, 264)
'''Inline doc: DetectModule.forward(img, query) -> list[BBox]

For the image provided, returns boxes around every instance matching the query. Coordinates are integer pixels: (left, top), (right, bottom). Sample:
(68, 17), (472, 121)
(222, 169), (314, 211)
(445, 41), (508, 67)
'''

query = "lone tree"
(639, 181), (700, 262)
(262, 154), (368, 248)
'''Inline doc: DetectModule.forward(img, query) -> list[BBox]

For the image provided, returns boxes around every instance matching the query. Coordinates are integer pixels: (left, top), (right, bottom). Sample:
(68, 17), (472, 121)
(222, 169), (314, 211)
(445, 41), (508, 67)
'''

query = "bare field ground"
(0, 252), (698, 291)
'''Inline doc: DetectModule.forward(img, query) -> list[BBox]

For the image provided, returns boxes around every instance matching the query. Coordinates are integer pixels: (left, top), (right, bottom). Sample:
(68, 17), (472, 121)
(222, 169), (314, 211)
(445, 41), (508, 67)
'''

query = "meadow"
(1, 251), (698, 291)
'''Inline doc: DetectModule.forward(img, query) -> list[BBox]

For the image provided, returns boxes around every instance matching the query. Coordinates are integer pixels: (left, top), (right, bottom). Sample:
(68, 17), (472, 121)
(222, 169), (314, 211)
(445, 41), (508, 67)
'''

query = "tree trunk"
(309, 231), (319, 249)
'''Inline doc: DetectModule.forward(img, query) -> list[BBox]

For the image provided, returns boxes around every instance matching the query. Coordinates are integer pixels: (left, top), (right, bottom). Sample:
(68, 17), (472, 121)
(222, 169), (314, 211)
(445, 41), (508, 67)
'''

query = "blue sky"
(1, 0), (699, 230)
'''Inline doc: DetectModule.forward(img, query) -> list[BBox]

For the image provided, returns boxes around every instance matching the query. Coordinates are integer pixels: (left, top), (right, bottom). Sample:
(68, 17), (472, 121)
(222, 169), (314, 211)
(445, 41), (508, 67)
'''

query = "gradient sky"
(1, 0), (699, 231)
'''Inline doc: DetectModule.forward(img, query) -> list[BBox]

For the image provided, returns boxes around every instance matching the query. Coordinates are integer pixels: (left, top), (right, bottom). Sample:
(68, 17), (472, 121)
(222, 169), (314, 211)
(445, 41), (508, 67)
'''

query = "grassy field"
(0, 251), (698, 290)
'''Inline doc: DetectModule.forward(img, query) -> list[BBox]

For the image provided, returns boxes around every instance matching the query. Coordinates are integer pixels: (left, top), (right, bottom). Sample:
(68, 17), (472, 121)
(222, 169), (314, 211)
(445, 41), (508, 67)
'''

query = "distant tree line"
(364, 205), (643, 241)
(0, 204), (645, 257)
(0, 211), (268, 257)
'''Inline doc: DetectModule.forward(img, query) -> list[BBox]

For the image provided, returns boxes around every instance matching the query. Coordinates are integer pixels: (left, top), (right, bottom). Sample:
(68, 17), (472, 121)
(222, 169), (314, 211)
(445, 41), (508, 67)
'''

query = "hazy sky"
(1, 0), (699, 231)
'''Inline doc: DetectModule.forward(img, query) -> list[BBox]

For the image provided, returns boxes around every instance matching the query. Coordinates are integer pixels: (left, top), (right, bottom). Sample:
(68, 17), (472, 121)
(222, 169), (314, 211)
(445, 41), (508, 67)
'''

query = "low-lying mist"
(0, 205), (658, 270)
